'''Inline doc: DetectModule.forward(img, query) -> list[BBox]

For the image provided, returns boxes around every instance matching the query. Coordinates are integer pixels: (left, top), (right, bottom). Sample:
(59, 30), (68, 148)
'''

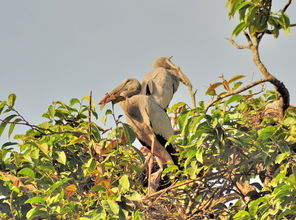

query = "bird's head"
(153, 56), (192, 88)
(99, 78), (141, 107)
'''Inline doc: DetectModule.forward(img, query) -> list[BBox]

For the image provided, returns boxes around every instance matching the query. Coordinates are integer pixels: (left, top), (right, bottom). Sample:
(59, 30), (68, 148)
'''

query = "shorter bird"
(141, 56), (192, 109)
(99, 78), (178, 194)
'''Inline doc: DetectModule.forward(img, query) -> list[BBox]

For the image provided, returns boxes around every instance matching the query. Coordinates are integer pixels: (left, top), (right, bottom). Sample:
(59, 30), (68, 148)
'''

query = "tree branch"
(283, 0), (292, 12)
(204, 78), (269, 112)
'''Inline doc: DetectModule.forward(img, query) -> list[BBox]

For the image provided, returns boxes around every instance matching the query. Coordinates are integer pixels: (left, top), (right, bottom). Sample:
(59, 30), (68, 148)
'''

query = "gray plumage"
(99, 78), (176, 191)
(141, 57), (191, 109)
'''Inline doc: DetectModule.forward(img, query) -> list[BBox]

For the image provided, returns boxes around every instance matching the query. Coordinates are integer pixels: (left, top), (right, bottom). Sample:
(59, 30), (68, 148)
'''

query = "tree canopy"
(0, 1), (295, 219)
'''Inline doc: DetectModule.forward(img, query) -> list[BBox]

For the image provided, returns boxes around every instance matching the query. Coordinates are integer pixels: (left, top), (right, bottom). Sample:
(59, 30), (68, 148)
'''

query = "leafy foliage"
(1, 83), (295, 219)
(227, 0), (291, 37)
(0, 1), (295, 219)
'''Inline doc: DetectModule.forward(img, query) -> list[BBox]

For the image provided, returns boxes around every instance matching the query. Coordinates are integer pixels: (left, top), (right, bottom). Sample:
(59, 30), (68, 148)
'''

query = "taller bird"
(141, 56), (192, 109)
(99, 78), (178, 193)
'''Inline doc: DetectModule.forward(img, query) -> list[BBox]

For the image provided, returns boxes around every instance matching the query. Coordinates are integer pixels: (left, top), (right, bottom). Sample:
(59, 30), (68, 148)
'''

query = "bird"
(99, 79), (178, 193)
(99, 78), (178, 194)
(141, 56), (192, 109)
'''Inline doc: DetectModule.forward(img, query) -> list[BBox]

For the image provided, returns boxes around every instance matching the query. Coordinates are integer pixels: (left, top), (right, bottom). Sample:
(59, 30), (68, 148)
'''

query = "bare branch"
(283, 0), (292, 12)
(204, 78), (269, 112)
(226, 37), (251, 49)
(143, 177), (203, 200)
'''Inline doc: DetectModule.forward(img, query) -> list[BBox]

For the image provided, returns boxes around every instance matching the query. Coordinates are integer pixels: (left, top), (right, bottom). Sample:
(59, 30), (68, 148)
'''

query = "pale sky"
(0, 1), (295, 143)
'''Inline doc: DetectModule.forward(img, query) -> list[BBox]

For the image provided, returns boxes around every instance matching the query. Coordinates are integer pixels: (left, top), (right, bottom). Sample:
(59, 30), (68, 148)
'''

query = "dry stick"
(88, 91), (92, 140)
(204, 78), (270, 112)
(9, 191), (16, 220)
(143, 176), (203, 200)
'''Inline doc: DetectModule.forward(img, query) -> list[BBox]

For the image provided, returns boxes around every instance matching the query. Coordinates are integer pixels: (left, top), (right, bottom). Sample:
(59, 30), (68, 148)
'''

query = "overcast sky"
(0, 1), (295, 143)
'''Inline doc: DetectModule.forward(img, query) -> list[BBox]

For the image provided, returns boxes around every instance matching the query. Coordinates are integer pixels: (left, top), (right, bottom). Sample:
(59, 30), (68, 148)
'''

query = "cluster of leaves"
(0, 95), (145, 219)
(0, 78), (296, 219)
(227, 0), (291, 37)
(166, 86), (296, 219)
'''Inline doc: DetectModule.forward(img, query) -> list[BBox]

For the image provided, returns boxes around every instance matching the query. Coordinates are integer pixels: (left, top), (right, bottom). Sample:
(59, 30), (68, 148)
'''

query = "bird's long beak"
(166, 57), (192, 89)
(99, 83), (126, 107)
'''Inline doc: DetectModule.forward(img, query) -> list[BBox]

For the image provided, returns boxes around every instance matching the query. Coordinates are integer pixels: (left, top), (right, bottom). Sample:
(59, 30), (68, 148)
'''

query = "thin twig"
(143, 177), (203, 200)
(88, 91), (92, 140)
(225, 37), (251, 49)
(283, 0), (292, 12)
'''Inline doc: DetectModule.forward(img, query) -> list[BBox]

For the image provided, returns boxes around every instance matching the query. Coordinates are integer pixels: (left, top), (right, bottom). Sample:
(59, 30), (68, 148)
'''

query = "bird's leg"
(147, 136), (157, 196)
(150, 157), (164, 192)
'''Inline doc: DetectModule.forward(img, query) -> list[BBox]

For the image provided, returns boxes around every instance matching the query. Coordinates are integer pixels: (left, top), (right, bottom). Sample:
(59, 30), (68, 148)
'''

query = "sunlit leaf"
(225, 94), (244, 106)
(119, 175), (130, 192)
(18, 167), (35, 179)
(0, 101), (7, 114)
(47, 178), (71, 194)
(232, 22), (247, 36)
(25, 196), (46, 205)
(0, 114), (18, 137)
(8, 118), (22, 138)
(56, 151), (67, 165)
(8, 93), (16, 107)
(102, 200), (120, 215)
(195, 146), (204, 164)
(70, 98), (80, 106)
(233, 210), (251, 219)
(228, 75), (246, 84)
(26, 207), (48, 220)
(206, 82), (222, 96)
(275, 152), (290, 164)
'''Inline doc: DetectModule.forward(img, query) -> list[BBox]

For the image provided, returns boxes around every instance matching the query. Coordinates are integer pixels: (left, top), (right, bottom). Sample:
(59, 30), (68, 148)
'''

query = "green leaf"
(275, 152), (290, 164)
(91, 185), (105, 191)
(233, 210), (251, 220)
(8, 118), (22, 138)
(25, 196), (46, 205)
(56, 151), (67, 165)
(102, 109), (112, 125)
(0, 114), (18, 137)
(70, 98), (80, 106)
(162, 165), (178, 176)
(122, 123), (136, 144)
(48, 105), (55, 119)
(26, 207), (48, 220)
(125, 191), (142, 201)
(225, 94), (244, 106)
(8, 94), (16, 107)
(228, 75), (246, 84)
(232, 22), (247, 36)
(195, 146), (204, 163)
(281, 12), (290, 34)
(119, 175), (130, 192)
(47, 177), (71, 194)
(39, 143), (51, 158)
(18, 167), (35, 179)
(258, 126), (275, 140)
(167, 102), (187, 114)
(102, 200), (120, 215)
(0, 101), (7, 114)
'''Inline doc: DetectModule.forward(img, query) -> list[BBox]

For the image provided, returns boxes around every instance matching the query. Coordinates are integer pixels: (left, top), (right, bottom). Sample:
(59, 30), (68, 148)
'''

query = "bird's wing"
(143, 96), (174, 141)
(142, 68), (178, 109)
